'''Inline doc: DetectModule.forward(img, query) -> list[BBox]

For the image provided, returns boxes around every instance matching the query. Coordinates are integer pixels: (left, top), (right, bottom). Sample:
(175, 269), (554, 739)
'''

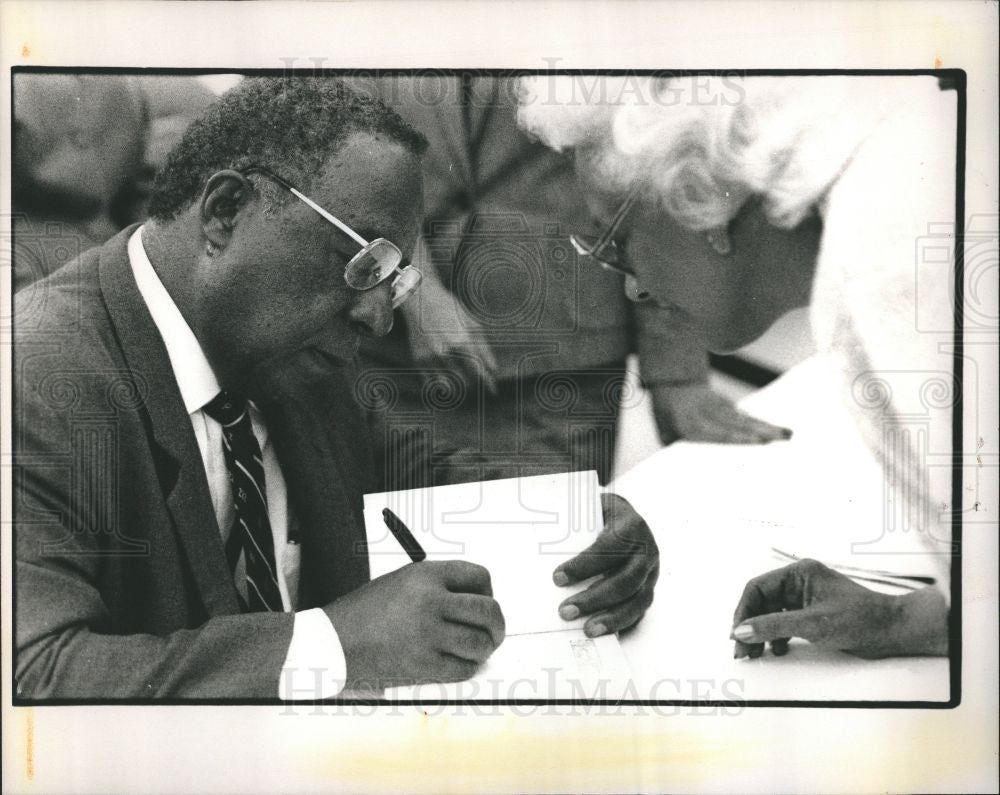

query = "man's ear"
(199, 169), (253, 251)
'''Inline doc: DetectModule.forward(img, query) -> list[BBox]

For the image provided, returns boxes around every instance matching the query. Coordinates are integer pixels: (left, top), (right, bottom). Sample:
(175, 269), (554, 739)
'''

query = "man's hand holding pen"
(324, 508), (504, 690)
(339, 495), (660, 689)
(323, 560), (506, 690)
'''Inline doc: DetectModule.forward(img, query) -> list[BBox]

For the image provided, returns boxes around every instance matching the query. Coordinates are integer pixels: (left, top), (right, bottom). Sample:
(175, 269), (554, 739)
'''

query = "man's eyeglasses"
(569, 185), (652, 303)
(243, 166), (422, 309)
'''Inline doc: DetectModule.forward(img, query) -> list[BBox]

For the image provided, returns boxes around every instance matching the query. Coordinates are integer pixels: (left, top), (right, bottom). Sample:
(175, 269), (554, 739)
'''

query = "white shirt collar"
(128, 226), (221, 415)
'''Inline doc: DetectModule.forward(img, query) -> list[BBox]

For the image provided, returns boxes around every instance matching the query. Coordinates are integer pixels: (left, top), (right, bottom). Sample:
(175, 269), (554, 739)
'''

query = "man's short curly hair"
(147, 76), (428, 220)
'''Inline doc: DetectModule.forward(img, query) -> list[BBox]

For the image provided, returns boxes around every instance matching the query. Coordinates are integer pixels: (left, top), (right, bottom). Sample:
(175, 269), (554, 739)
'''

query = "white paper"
(364, 471), (605, 636)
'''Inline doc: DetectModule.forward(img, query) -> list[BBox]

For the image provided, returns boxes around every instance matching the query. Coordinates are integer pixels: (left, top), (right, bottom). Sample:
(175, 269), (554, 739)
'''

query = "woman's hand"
(553, 493), (659, 637)
(731, 559), (949, 659)
(651, 382), (792, 445)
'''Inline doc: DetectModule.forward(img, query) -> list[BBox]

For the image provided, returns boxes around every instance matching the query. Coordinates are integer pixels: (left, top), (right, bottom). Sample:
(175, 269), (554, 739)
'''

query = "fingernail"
(559, 604), (580, 620)
(586, 623), (607, 637)
(731, 623), (755, 641)
(553, 570), (570, 587)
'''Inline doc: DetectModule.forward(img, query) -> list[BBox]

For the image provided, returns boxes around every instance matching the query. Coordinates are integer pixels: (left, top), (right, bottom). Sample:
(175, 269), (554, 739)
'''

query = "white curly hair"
(517, 74), (925, 232)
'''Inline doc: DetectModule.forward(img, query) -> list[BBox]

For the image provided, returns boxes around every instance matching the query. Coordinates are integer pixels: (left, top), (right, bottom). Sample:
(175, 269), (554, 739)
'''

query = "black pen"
(382, 507), (427, 562)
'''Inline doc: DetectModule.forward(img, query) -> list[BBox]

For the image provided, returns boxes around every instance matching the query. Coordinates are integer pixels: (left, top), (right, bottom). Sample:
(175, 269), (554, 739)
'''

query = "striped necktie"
(203, 390), (283, 612)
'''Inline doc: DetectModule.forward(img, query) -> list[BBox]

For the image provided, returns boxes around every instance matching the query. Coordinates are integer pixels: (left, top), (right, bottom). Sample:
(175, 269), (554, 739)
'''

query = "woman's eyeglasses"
(569, 185), (653, 303)
(242, 166), (422, 309)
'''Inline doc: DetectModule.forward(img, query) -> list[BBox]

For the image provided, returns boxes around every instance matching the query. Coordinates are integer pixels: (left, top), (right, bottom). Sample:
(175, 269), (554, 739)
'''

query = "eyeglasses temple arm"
(589, 184), (644, 252)
(243, 166), (371, 247)
(608, 185), (643, 234)
(286, 186), (370, 247)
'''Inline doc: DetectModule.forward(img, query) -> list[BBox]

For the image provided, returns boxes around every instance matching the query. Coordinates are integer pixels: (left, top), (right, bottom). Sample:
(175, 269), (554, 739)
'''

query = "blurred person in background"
(519, 74), (955, 660)
(12, 73), (147, 291)
(123, 75), (221, 222)
(13, 73), (219, 292)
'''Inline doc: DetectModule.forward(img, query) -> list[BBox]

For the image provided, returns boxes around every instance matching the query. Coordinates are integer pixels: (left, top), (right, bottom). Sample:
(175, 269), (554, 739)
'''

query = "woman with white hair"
(519, 74), (955, 659)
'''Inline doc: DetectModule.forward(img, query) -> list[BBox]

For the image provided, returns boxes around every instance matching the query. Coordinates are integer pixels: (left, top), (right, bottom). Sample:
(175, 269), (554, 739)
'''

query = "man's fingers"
(583, 583), (655, 637)
(436, 622), (497, 664)
(436, 560), (494, 596)
(553, 531), (628, 585)
(440, 593), (506, 647)
(436, 653), (480, 683)
(732, 605), (832, 645)
(555, 506), (654, 587)
(558, 557), (647, 619)
(644, 561), (660, 592)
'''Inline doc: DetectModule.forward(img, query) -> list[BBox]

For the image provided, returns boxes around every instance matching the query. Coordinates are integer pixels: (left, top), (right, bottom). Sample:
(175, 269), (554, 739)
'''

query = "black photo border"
(7, 66), (967, 710)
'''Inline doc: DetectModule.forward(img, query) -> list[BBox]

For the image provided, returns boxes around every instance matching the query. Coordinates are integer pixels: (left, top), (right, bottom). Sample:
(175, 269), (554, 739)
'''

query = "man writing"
(15, 76), (659, 699)
(14, 78), (507, 698)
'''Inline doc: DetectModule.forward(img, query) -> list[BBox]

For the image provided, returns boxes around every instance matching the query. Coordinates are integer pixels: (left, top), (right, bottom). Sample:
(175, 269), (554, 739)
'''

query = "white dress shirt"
(128, 227), (346, 698)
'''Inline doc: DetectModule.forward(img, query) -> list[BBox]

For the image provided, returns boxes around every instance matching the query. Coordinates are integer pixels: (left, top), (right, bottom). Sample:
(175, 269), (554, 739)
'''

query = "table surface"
(612, 356), (950, 703)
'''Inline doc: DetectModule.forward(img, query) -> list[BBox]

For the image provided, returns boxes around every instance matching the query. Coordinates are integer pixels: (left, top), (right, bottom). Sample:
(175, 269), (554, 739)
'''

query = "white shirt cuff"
(278, 608), (347, 700)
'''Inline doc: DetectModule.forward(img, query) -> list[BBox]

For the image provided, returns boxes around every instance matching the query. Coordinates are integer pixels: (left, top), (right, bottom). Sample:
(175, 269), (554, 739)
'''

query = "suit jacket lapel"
(263, 363), (372, 608)
(98, 226), (240, 616)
